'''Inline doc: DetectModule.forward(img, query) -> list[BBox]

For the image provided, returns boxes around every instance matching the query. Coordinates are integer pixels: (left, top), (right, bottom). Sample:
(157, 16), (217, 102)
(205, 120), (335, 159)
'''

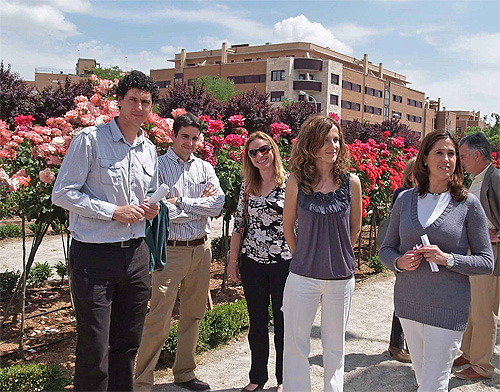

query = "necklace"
(430, 191), (446, 199)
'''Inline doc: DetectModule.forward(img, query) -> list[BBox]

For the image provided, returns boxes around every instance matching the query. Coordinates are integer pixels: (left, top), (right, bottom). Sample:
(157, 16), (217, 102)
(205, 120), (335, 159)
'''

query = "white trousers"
(282, 273), (355, 392)
(400, 318), (462, 392)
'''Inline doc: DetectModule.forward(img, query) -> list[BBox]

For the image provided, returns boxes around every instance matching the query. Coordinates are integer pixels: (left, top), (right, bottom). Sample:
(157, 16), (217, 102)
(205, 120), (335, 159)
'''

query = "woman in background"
(380, 130), (493, 391)
(282, 115), (362, 392)
(228, 131), (291, 392)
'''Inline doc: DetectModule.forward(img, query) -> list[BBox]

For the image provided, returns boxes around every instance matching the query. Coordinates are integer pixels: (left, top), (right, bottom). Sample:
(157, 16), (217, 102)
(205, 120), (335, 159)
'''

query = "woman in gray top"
(282, 115), (362, 392)
(380, 130), (493, 391)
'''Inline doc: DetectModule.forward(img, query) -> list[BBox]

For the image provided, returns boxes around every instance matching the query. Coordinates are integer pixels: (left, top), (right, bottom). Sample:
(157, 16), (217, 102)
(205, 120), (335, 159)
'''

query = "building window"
(228, 74), (266, 84)
(364, 105), (382, 115)
(299, 74), (306, 80)
(309, 74), (314, 80)
(215, 61), (221, 64)
(341, 100), (360, 111)
(342, 80), (361, 92)
(331, 73), (339, 85)
(330, 94), (339, 105)
(406, 114), (422, 123)
(392, 94), (403, 103)
(244, 58), (252, 62)
(256, 57), (261, 61)
(187, 79), (195, 86)
(270, 91), (285, 102)
(271, 70), (285, 81)
(365, 87), (383, 98)
(156, 80), (171, 88)
(407, 98), (423, 108)
(392, 111), (402, 119)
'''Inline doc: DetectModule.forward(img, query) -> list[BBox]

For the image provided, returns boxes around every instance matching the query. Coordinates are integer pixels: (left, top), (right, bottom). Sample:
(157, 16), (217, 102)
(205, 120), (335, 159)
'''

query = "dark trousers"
(240, 256), (290, 385)
(69, 239), (150, 391)
(390, 311), (405, 348)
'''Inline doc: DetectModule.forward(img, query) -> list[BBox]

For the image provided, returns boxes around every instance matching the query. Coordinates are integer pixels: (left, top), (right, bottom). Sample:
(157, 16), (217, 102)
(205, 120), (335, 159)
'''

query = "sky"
(1, 0), (499, 120)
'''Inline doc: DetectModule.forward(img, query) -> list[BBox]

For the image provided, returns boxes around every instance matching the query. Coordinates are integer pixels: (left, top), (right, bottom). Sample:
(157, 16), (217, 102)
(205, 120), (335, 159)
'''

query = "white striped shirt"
(159, 148), (225, 241)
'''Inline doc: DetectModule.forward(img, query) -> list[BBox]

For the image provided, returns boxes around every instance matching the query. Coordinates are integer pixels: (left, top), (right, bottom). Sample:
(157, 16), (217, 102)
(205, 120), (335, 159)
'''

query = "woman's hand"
(415, 245), (450, 266)
(227, 262), (240, 282)
(396, 249), (423, 271)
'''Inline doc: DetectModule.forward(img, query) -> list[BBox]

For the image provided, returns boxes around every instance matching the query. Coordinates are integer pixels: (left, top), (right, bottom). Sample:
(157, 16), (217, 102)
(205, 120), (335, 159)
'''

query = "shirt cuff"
(98, 201), (116, 220)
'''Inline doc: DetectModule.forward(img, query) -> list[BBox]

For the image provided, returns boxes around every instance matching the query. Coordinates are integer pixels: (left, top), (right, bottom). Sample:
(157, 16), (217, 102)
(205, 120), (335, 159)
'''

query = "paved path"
(151, 274), (499, 392)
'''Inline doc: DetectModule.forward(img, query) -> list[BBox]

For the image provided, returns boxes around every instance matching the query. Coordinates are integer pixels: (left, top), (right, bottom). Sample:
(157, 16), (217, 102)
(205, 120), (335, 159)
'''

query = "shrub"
(0, 224), (22, 239)
(54, 261), (67, 283)
(369, 255), (387, 273)
(161, 299), (249, 362)
(0, 269), (20, 297)
(276, 100), (317, 137)
(0, 363), (70, 392)
(211, 235), (230, 260)
(27, 262), (52, 287)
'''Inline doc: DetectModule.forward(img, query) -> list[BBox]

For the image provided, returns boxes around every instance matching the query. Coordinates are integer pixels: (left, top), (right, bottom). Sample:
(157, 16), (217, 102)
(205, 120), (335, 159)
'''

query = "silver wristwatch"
(446, 254), (455, 269)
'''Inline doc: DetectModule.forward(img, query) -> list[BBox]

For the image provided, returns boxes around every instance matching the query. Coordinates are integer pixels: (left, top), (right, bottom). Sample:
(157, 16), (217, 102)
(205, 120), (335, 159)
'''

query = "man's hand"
(140, 197), (160, 220)
(113, 205), (146, 224)
(202, 184), (217, 198)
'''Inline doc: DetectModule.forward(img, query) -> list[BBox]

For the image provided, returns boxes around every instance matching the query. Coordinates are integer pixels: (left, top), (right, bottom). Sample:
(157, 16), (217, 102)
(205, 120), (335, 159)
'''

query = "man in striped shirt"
(134, 112), (225, 391)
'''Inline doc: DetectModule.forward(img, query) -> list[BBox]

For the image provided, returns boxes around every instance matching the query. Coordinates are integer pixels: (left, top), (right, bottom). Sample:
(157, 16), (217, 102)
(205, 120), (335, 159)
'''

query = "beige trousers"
(460, 246), (500, 378)
(133, 242), (212, 391)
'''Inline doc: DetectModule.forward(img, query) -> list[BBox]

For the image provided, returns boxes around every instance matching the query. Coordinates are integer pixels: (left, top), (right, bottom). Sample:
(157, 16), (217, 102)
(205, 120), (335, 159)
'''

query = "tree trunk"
(221, 214), (231, 291)
(18, 216), (27, 359)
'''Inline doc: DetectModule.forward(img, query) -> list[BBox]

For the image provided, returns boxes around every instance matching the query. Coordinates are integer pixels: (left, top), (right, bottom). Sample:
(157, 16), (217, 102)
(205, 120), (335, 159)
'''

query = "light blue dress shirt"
(52, 118), (158, 243)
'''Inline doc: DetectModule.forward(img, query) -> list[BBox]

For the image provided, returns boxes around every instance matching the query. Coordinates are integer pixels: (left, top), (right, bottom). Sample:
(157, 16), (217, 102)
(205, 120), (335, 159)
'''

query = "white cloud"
(446, 32), (500, 68)
(0, 0), (80, 39)
(21, 0), (92, 13)
(273, 15), (352, 55)
(198, 36), (232, 50)
(160, 45), (183, 55)
(332, 22), (385, 46)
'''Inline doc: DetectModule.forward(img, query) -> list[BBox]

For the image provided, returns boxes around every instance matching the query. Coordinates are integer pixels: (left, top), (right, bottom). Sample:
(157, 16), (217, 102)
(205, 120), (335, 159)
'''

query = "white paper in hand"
(148, 184), (169, 204)
(420, 234), (439, 272)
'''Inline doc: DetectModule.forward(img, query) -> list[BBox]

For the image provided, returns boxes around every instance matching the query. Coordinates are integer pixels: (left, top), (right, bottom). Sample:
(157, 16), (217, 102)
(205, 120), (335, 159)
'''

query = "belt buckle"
(120, 240), (131, 248)
(186, 239), (192, 247)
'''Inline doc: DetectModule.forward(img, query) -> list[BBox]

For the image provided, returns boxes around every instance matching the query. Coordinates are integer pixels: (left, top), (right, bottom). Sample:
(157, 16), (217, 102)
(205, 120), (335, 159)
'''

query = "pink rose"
(171, 108), (187, 118)
(39, 168), (55, 184)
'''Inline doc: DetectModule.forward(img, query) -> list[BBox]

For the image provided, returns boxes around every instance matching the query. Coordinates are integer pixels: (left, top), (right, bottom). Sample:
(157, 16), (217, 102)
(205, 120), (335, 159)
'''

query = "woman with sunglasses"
(282, 115), (362, 392)
(228, 131), (292, 392)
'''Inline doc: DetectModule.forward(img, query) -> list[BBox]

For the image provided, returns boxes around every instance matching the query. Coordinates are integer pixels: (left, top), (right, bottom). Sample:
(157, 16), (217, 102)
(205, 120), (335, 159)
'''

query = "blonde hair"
(242, 131), (286, 196)
(289, 115), (349, 195)
(402, 157), (417, 189)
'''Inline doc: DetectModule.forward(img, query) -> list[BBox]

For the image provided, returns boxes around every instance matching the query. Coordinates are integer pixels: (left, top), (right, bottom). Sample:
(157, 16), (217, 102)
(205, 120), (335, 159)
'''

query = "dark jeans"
(240, 255), (290, 385)
(390, 311), (405, 348)
(69, 239), (150, 391)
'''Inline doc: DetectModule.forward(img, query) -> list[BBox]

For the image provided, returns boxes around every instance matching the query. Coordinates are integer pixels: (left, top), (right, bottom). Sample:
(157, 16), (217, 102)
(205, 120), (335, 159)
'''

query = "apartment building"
(150, 42), (431, 135)
(28, 58), (99, 90)
(426, 98), (485, 133)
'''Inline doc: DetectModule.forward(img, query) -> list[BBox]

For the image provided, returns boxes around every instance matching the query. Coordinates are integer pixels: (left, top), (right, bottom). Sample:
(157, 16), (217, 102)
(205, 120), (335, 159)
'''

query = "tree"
(0, 62), (37, 127)
(89, 65), (125, 80)
(159, 82), (226, 119)
(33, 78), (94, 125)
(276, 100), (317, 136)
(194, 76), (236, 103)
(225, 89), (278, 134)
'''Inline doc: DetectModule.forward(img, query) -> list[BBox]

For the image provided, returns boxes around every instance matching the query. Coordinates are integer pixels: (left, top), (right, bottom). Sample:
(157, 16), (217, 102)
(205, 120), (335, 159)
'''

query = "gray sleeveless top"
(290, 174), (356, 280)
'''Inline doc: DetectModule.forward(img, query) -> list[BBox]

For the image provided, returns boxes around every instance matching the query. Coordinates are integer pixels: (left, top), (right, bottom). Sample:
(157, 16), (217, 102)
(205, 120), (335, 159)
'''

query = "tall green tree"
(194, 76), (236, 103)
(88, 65), (125, 80)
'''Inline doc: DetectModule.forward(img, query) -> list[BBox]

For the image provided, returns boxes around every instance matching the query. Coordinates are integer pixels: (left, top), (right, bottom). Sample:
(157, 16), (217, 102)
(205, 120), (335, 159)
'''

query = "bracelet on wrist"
(229, 260), (238, 264)
(394, 257), (403, 273)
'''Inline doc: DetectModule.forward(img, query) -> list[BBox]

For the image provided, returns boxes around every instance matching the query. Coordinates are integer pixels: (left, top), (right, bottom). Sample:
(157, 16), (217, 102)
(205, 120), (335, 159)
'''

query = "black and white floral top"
(233, 179), (292, 264)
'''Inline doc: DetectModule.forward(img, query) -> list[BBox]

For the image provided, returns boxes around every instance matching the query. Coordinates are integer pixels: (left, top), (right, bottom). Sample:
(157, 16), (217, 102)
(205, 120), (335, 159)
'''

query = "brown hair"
(289, 115), (349, 195)
(402, 156), (417, 189)
(414, 130), (467, 201)
(242, 131), (286, 196)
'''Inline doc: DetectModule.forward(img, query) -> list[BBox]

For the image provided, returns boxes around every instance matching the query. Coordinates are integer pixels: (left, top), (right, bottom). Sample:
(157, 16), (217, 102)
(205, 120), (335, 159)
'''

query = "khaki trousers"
(134, 242), (211, 391)
(460, 246), (500, 378)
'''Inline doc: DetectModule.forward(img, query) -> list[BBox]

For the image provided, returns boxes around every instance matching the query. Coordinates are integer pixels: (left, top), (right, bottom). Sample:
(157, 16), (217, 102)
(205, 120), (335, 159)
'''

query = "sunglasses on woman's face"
(248, 144), (272, 158)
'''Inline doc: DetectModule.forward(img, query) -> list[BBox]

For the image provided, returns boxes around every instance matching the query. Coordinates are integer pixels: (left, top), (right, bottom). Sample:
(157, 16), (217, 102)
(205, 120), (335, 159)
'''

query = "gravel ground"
(1, 220), (498, 391)
(151, 273), (499, 392)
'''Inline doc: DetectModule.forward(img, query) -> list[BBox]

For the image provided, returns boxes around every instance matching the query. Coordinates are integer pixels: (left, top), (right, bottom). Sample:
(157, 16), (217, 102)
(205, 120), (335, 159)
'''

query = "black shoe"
(241, 383), (265, 391)
(175, 378), (211, 391)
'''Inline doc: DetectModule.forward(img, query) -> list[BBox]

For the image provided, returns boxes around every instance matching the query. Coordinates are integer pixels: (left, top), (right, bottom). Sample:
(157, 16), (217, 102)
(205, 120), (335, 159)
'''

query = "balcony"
(293, 80), (322, 92)
(294, 58), (323, 71)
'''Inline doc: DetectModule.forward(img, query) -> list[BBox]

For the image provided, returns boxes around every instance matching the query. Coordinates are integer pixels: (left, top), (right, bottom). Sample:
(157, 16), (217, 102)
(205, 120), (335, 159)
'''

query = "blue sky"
(1, 0), (499, 119)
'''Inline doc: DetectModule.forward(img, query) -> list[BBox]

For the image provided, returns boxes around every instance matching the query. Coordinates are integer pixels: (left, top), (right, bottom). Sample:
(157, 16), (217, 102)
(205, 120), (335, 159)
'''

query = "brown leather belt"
(167, 236), (207, 247)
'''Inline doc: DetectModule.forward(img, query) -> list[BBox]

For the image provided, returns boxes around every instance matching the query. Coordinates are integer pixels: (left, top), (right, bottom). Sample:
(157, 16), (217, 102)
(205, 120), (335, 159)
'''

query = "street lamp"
(299, 90), (318, 111)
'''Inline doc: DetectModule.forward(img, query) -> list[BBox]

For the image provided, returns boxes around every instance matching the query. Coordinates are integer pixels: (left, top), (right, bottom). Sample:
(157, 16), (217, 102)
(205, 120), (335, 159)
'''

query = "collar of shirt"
(166, 146), (195, 164)
(109, 117), (145, 147)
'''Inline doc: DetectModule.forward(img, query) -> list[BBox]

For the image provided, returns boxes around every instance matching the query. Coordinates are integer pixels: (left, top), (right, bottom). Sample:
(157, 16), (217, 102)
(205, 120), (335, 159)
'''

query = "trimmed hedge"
(161, 298), (249, 362)
(0, 363), (70, 392)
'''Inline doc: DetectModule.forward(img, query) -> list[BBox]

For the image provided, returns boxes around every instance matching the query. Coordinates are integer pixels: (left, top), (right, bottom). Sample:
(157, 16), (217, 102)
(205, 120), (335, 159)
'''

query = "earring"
(424, 162), (427, 166)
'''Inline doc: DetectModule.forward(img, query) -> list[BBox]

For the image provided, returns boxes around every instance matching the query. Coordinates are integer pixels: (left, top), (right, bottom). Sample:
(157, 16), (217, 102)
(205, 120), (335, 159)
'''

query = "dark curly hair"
(290, 115), (349, 195)
(115, 70), (159, 103)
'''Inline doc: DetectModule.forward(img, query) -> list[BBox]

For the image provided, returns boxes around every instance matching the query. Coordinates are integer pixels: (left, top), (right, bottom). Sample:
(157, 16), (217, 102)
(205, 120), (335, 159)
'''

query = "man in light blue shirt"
(52, 70), (160, 391)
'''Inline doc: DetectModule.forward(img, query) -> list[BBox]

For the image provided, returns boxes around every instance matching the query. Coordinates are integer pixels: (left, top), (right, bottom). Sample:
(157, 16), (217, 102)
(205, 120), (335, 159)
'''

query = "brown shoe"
(388, 345), (411, 363)
(454, 367), (487, 380)
(453, 355), (470, 367)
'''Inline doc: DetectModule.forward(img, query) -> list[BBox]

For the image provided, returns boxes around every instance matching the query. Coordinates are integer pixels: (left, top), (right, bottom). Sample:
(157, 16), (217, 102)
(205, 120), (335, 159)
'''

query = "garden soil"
(1, 217), (499, 391)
